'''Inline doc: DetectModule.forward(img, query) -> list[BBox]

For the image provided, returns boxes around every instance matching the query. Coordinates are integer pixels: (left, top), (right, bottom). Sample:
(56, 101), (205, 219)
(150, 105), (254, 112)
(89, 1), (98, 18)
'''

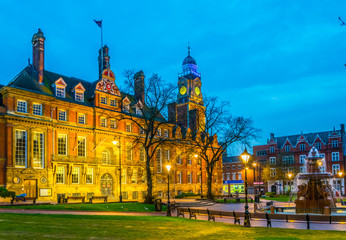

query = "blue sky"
(1, 0), (346, 154)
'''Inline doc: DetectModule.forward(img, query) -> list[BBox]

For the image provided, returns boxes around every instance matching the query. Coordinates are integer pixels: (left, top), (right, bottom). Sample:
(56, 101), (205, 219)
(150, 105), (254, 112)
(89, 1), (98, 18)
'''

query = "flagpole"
(101, 23), (103, 76)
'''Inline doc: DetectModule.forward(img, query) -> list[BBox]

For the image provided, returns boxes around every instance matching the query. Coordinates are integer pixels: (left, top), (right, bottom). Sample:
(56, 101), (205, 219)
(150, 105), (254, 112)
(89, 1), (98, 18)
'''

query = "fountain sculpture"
(294, 147), (336, 214)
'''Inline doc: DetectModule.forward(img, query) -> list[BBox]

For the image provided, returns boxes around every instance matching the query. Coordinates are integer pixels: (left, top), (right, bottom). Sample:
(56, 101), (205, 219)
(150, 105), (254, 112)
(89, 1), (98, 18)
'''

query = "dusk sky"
(1, 1), (346, 155)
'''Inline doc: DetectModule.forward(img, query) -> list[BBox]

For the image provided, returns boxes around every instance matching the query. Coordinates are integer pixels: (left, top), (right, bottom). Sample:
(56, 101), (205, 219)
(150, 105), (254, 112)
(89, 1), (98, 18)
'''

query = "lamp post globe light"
(288, 173), (292, 207)
(241, 148), (251, 227)
(166, 164), (172, 216)
(113, 140), (122, 203)
(338, 171), (343, 196)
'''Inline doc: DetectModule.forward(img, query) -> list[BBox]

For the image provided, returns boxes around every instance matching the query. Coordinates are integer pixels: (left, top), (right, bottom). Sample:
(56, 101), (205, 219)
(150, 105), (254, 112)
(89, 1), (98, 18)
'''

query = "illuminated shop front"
(223, 180), (245, 195)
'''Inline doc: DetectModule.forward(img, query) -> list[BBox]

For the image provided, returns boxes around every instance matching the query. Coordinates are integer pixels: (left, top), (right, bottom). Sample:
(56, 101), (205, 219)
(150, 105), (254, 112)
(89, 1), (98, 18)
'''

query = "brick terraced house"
(253, 125), (346, 195)
(0, 29), (222, 202)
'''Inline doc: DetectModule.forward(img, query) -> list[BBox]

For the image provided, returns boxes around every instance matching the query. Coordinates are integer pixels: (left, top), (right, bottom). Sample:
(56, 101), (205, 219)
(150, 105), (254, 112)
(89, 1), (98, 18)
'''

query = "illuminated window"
(56, 166), (65, 184)
(15, 130), (27, 167)
(77, 136), (86, 157)
(33, 132), (44, 168)
(58, 110), (66, 121)
(17, 100), (27, 113)
(72, 167), (80, 184)
(58, 134), (67, 155)
(102, 150), (111, 164)
(33, 103), (42, 116)
(164, 149), (170, 162)
(332, 164), (340, 175)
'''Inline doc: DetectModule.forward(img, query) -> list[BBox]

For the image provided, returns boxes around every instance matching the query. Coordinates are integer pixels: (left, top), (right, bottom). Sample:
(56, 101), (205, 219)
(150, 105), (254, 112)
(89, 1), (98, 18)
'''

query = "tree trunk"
(145, 150), (153, 204)
(206, 164), (214, 200)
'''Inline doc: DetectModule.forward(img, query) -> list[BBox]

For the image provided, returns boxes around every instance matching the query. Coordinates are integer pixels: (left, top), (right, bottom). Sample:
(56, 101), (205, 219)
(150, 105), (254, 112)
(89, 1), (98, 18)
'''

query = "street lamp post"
(112, 140), (122, 203)
(288, 173), (292, 207)
(241, 148), (251, 227)
(166, 164), (172, 216)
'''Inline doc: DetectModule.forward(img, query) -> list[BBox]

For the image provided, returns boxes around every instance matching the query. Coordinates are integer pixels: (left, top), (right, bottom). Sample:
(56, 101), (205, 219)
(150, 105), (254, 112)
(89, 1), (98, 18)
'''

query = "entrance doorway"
(271, 185), (277, 194)
(24, 179), (37, 197)
(100, 174), (113, 196)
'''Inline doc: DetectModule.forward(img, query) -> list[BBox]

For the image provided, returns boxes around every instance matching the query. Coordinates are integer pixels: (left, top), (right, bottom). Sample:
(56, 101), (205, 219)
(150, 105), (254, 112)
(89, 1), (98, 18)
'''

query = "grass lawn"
(264, 195), (296, 202)
(0, 213), (344, 240)
(0, 202), (166, 212)
(215, 199), (246, 203)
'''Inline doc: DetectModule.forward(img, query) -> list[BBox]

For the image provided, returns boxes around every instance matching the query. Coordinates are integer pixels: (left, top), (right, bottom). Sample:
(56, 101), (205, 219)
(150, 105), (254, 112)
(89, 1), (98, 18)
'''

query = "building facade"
(0, 29), (222, 202)
(252, 125), (346, 195)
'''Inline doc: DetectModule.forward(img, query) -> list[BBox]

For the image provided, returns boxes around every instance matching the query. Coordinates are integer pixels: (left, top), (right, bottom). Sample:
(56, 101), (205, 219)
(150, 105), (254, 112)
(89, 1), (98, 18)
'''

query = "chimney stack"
(341, 124), (345, 133)
(270, 133), (275, 139)
(134, 71), (145, 104)
(32, 29), (45, 84)
(98, 45), (110, 78)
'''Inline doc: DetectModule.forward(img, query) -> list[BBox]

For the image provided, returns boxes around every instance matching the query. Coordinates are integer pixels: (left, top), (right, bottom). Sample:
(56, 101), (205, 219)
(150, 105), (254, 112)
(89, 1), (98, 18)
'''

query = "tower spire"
(187, 42), (191, 56)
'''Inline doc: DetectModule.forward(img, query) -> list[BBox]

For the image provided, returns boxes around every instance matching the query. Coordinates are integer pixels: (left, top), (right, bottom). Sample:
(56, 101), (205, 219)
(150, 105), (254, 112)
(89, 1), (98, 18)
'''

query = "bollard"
(324, 206), (330, 216)
(306, 214), (310, 230)
(270, 205), (275, 214)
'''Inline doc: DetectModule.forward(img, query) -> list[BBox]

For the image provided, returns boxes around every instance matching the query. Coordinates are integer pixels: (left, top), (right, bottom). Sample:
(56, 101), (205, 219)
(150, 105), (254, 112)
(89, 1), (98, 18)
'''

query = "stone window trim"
(56, 166), (65, 184)
(57, 134), (68, 156)
(32, 103), (43, 116)
(72, 167), (80, 184)
(32, 132), (44, 169)
(100, 96), (107, 105)
(100, 117), (107, 128)
(58, 110), (67, 121)
(75, 91), (84, 102)
(14, 129), (27, 168)
(78, 113), (86, 125)
(86, 168), (93, 184)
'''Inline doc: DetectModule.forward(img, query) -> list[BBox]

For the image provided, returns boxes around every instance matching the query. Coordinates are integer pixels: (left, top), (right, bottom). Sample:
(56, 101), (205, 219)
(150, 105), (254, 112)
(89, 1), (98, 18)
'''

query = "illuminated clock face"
(180, 86), (187, 95)
(195, 87), (200, 96)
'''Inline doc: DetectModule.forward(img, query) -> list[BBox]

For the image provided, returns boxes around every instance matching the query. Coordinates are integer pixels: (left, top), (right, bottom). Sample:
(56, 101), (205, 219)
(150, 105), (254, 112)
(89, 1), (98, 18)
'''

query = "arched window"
(102, 150), (110, 164)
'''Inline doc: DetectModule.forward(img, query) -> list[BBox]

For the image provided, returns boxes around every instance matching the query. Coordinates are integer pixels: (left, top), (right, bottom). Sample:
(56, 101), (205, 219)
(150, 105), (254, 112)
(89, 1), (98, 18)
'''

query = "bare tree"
(187, 96), (259, 199)
(119, 70), (177, 203)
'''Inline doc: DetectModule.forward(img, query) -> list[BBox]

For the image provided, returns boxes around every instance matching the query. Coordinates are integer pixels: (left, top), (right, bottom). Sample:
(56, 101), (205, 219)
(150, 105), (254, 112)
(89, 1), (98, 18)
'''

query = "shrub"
(175, 192), (199, 199)
(0, 187), (15, 198)
(265, 192), (275, 198)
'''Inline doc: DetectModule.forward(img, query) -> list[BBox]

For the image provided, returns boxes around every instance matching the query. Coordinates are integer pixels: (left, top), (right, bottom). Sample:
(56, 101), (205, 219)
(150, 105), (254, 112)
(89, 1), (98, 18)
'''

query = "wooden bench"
(170, 201), (178, 211)
(11, 196), (36, 205)
(89, 196), (108, 203)
(176, 207), (185, 218)
(207, 209), (215, 222)
(188, 207), (197, 219)
(265, 213), (272, 227)
(66, 196), (85, 203)
(233, 211), (240, 224)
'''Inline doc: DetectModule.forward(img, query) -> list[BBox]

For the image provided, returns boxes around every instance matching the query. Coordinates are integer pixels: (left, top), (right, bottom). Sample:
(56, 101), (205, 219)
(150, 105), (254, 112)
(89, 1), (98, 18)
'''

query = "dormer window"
(53, 77), (67, 98)
(75, 91), (84, 102)
(56, 87), (65, 97)
(72, 83), (85, 102)
(110, 99), (117, 107)
(136, 107), (142, 115)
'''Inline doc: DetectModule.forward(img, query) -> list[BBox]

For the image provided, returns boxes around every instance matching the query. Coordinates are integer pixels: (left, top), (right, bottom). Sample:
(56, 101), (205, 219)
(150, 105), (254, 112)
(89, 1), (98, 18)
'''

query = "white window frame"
(332, 164), (340, 175)
(285, 145), (291, 152)
(77, 136), (86, 157)
(187, 172), (192, 184)
(78, 113), (86, 124)
(300, 144), (305, 151)
(100, 117), (107, 127)
(238, 172), (242, 180)
(157, 129), (162, 137)
(75, 91), (84, 102)
(86, 168), (93, 184)
(332, 152), (339, 161)
(270, 157), (276, 165)
(332, 140), (338, 148)
(32, 132), (44, 168)
(126, 144), (133, 161)
(15, 130), (27, 168)
(102, 150), (111, 164)
(110, 99), (116, 107)
(232, 173), (236, 180)
(16, 100), (27, 113)
(32, 103), (42, 116)
(156, 149), (162, 173)
(110, 119), (116, 129)
(72, 167), (80, 184)
(164, 149), (170, 162)
(58, 110), (67, 121)
(164, 130), (169, 138)
(100, 96), (107, 104)
(315, 142), (321, 149)
(226, 173), (230, 180)
(126, 123), (132, 132)
(269, 146), (275, 153)
(177, 172), (182, 184)
(56, 166), (65, 184)
(56, 86), (65, 98)
(299, 155), (306, 164)
(58, 134), (68, 156)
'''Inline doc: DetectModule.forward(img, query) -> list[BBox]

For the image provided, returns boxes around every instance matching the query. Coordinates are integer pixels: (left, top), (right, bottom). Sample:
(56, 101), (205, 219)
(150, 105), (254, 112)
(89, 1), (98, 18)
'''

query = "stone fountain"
(294, 147), (336, 214)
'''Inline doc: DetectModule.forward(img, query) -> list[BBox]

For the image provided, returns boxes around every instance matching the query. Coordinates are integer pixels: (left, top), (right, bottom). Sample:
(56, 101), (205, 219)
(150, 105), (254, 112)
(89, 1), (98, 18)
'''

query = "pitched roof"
(223, 156), (242, 164)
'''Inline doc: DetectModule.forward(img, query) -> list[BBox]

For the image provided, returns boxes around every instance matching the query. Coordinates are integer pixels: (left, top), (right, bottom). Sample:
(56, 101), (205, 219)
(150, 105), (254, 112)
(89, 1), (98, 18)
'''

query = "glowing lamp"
(338, 171), (343, 178)
(112, 140), (118, 145)
(241, 148), (250, 164)
(288, 173), (292, 179)
(166, 165), (171, 172)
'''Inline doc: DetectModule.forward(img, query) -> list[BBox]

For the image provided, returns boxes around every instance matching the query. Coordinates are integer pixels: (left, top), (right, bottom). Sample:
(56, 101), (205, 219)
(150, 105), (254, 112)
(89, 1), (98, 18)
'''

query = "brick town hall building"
(0, 29), (222, 202)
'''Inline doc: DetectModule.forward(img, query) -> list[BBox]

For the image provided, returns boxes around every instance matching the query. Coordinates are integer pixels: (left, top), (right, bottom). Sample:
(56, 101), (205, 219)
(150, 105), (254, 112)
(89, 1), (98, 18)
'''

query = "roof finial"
(187, 42), (191, 56)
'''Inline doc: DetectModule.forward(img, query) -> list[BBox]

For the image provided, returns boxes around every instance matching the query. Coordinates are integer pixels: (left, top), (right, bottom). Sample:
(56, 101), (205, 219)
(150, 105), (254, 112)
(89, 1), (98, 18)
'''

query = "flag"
(94, 19), (102, 28)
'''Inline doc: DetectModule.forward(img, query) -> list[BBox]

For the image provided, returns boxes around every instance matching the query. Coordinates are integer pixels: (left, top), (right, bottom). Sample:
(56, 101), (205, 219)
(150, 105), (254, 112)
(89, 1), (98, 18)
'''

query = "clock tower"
(169, 46), (205, 132)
